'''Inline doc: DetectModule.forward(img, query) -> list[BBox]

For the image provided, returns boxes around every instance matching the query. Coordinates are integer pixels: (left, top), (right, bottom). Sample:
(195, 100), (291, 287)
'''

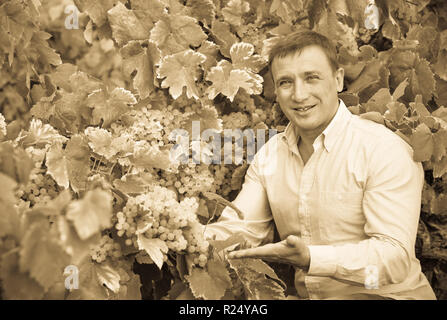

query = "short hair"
(268, 29), (339, 74)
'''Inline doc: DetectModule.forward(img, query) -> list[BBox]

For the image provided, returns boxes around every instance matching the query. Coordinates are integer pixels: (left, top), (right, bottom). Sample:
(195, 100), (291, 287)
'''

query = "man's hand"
(227, 235), (310, 271)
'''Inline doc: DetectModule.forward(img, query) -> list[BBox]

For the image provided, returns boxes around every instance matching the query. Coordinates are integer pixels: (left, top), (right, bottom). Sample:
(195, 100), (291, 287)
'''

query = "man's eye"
(306, 75), (319, 81)
(279, 80), (292, 87)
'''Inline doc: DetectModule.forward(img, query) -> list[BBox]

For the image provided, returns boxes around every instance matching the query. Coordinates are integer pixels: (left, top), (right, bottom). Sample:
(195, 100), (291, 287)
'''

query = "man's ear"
(335, 67), (344, 93)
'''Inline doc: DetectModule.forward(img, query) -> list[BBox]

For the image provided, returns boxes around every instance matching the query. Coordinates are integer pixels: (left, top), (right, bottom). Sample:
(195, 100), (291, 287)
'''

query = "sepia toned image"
(0, 0), (446, 306)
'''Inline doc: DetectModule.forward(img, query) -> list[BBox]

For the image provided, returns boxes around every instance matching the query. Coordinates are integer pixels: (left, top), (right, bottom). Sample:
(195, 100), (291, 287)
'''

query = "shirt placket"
(298, 137), (323, 299)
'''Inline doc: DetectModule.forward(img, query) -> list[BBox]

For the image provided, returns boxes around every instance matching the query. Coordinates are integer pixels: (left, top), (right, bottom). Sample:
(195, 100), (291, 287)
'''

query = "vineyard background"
(0, 0), (446, 300)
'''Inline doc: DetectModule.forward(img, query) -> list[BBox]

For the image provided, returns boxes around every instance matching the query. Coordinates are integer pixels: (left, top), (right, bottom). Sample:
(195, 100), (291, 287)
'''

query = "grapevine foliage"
(0, 0), (447, 300)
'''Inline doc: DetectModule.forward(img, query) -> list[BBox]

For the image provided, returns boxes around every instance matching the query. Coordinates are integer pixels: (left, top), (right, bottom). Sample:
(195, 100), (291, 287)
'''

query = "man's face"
(271, 45), (344, 136)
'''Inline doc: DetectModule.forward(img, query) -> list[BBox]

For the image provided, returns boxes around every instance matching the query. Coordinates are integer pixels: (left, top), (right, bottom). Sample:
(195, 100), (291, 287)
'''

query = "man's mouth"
(294, 104), (316, 112)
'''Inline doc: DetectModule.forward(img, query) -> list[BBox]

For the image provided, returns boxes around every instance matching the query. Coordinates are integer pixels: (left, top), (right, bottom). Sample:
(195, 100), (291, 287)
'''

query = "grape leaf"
(113, 172), (155, 195)
(364, 88), (392, 114)
(157, 49), (206, 100)
(52, 92), (88, 134)
(186, 0), (216, 26)
(33, 189), (72, 217)
(435, 77), (447, 108)
(348, 59), (383, 95)
(120, 40), (160, 100)
(66, 189), (113, 240)
(186, 267), (229, 299)
(248, 277), (287, 300)
(433, 107), (447, 123)
(49, 63), (79, 92)
(198, 40), (219, 71)
(410, 95), (430, 117)
(411, 56), (436, 104)
(68, 71), (104, 96)
(359, 111), (385, 125)
(406, 25), (439, 61)
(206, 60), (262, 101)
(130, 0), (166, 23)
(433, 129), (447, 162)
(410, 123), (434, 162)
(29, 31), (62, 67)
(0, 249), (45, 300)
(208, 233), (246, 253)
(182, 104), (223, 136)
(107, 2), (150, 47)
(137, 235), (168, 269)
(86, 87), (137, 127)
(228, 258), (285, 299)
(45, 141), (69, 189)
(56, 215), (100, 265)
(230, 42), (266, 73)
(74, 0), (120, 27)
(270, 0), (303, 25)
(19, 118), (68, 148)
(433, 30), (447, 81)
(0, 173), (20, 238)
(95, 262), (121, 293)
(211, 20), (238, 58)
(116, 272), (142, 300)
(84, 127), (117, 160)
(433, 156), (447, 178)
(150, 14), (207, 55)
(19, 221), (71, 292)
(222, 0), (250, 27)
(203, 192), (245, 219)
(392, 78), (409, 102)
(0, 142), (34, 184)
(65, 260), (110, 300)
(65, 135), (91, 194)
(385, 101), (407, 124)
(230, 258), (285, 288)
(129, 144), (174, 171)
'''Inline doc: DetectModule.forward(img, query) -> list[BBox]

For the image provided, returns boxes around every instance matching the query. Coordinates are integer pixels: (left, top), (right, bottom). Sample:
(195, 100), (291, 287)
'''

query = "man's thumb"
(286, 235), (300, 247)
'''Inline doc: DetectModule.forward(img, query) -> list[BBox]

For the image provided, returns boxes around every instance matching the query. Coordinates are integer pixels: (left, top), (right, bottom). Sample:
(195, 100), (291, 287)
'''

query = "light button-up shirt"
(205, 100), (436, 300)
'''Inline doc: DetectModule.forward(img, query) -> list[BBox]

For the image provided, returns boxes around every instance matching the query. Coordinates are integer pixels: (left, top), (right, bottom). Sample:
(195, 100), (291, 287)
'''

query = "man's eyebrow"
(276, 75), (292, 81)
(303, 71), (322, 76)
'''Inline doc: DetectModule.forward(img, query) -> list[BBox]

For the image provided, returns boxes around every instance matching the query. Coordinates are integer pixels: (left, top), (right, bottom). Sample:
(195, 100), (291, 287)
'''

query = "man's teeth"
(296, 105), (314, 111)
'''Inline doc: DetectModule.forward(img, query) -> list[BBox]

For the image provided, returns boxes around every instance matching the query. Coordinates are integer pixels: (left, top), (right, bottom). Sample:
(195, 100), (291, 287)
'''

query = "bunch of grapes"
(222, 112), (250, 130)
(90, 234), (123, 263)
(114, 186), (210, 267)
(161, 162), (215, 197)
(111, 104), (188, 148)
(210, 164), (232, 196)
(251, 108), (268, 125)
(16, 169), (59, 208)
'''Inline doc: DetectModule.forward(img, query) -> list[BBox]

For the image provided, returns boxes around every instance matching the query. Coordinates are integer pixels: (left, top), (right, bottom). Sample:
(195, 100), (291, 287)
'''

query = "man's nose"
(291, 82), (309, 102)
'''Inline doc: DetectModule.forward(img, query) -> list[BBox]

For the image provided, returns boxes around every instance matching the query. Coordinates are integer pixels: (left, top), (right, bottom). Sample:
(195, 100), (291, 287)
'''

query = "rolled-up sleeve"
(308, 137), (424, 287)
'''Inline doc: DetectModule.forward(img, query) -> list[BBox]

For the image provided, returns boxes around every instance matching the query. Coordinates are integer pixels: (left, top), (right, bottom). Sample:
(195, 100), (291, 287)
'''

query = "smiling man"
(204, 29), (436, 300)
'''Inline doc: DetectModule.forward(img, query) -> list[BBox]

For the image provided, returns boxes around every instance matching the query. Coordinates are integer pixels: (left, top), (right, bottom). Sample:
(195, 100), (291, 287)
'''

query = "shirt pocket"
(316, 191), (365, 243)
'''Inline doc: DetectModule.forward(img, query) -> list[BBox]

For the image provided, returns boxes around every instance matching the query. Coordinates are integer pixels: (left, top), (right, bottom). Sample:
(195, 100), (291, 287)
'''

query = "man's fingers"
(227, 244), (277, 259)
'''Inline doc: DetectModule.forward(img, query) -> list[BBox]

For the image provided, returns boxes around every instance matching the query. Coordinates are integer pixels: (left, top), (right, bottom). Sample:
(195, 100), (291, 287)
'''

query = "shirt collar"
(281, 99), (352, 153)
